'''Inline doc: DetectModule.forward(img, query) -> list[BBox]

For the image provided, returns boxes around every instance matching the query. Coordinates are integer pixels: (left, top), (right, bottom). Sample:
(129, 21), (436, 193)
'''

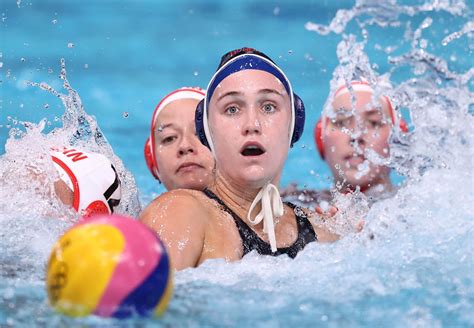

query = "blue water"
(1, 0), (473, 327)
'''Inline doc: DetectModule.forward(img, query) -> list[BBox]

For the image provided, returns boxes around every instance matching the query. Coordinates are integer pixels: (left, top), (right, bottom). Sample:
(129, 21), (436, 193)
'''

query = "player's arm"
(140, 190), (208, 271)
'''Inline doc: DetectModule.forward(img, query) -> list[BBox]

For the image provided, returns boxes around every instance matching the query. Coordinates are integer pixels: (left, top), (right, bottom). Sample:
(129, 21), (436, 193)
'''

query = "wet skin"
(323, 90), (393, 192)
(153, 98), (215, 191)
(140, 70), (338, 271)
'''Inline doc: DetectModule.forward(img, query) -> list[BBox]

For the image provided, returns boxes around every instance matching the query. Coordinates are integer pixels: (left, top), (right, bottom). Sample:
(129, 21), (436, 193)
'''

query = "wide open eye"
(262, 103), (276, 113)
(225, 106), (239, 115)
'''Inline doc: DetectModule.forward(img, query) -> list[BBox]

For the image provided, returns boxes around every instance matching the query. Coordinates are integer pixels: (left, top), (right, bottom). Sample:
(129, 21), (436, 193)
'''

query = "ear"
(314, 118), (325, 159)
(291, 93), (305, 147)
(195, 99), (210, 149)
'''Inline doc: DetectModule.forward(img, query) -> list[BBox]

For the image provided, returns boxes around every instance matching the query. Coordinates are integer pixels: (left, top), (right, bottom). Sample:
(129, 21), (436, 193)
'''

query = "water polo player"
(315, 79), (408, 201)
(140, 48), (338, 270)
(144, 87), (215, 191)
(51, 147), (121, 217)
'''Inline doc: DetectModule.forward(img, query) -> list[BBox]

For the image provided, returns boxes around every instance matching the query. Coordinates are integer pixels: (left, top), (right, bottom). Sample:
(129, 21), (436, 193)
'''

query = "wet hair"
(217, 47), (275, 70)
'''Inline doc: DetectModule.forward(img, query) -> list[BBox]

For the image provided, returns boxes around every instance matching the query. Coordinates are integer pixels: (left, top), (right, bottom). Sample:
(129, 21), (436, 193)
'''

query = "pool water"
(1, 0), (473, 326)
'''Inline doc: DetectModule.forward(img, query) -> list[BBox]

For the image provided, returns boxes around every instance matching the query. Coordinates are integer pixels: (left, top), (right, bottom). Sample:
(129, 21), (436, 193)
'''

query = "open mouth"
(241, 143), (266, 157)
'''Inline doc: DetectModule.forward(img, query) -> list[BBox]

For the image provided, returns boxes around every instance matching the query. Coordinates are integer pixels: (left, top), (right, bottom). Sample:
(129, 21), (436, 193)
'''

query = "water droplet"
(51, 19), (57, 24)
(20, 58), (26, 63)
(420, 17), (433, 29)
(288, 50), (293, 55)
(67, 43), (74, 48)
(122, 112), (129, 118)
(43, 103), (49, 109)
(19, 104), (24, 108)
(304, 53), (314, 61)
(193, 71), (199, 76)
(273, 6), (280, 15)
(0, 62), (3, 68)
(47, 68), (53, 74)
(420, 39), (428, 49)
(84, 63), (89, 69)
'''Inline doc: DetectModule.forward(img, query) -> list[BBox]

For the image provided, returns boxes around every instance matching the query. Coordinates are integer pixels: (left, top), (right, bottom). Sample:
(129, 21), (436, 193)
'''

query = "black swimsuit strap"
(202, 189), (317, 258)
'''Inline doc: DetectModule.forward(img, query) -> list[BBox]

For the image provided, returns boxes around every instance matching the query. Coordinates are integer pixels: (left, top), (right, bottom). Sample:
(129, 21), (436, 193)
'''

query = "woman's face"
(153, 98), (215, 191)
(323, 91), (392, 190)
(208, 69), (292, 188)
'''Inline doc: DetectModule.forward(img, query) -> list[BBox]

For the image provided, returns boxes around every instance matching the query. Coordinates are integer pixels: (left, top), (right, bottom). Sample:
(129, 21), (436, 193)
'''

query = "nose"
(242, 108), (261, 136)
(178, 133), (197, 157)
(350, 131), (366, 151)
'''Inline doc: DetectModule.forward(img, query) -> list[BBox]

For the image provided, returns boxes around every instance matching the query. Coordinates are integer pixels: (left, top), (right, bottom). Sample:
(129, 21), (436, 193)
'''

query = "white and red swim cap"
(50, 147), (121, 217)
(144, 87), (205, 180)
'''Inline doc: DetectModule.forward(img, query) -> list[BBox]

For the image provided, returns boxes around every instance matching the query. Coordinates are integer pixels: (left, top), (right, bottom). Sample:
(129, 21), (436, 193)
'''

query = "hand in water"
(315, 201), (365, 233)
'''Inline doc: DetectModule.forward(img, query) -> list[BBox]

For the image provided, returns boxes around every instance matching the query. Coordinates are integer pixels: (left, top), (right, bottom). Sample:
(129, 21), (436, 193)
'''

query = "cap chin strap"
(247, 183), (284, 252)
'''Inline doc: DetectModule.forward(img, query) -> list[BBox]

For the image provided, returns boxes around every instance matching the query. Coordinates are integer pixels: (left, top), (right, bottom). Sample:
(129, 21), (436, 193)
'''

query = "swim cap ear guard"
(195, 48), (305, 150)
(144, 137), (160, 180)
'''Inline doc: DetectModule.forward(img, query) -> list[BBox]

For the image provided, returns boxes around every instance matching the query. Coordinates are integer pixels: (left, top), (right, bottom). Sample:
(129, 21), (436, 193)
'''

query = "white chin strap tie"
(247, 183), (284, 252)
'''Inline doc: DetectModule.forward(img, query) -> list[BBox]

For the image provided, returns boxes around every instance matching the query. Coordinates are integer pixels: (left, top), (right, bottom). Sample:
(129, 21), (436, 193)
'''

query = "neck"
(209, 171), (280, 227)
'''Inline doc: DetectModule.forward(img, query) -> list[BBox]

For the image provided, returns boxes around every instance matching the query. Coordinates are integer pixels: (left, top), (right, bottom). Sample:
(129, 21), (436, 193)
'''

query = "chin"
(242, 173), (277, 189)
(180, 176), (210, 190)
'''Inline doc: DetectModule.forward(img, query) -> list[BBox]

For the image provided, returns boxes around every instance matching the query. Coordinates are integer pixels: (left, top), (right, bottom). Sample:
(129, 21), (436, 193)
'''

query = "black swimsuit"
(203, 189), (317, 259)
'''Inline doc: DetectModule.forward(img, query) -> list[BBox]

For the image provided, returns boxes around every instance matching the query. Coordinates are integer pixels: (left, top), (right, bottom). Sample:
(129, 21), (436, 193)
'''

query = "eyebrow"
(216, 88), (284, 102)
(217, 91), (243, 102)
(258, 88), (284, 97)
(156, 123), (175, 132)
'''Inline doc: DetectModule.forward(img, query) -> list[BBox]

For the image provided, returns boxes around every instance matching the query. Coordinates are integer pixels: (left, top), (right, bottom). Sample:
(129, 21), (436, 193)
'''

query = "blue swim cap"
(195, 47), (305, 153)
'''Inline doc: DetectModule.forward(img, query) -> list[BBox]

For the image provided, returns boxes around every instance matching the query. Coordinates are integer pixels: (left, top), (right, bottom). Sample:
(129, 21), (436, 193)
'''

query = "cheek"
(155, 146), (176, 172)
(200, 148), (215, 166)
(367, 129), (390, 152)
(209, 115), (235, 144)
(324, 131), (348, 152)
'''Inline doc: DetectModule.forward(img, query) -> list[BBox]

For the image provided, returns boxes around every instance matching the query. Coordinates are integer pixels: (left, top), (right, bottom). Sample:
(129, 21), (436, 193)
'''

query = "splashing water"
(1, 1), (474, 327)
(0, 60), (141, 286)
(305, 0), (467, 36)
(167, 3), (474, 327)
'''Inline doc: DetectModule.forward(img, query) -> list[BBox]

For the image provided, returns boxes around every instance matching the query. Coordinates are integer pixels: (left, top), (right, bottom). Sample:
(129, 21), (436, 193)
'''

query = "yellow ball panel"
(46, 224), (125, 317)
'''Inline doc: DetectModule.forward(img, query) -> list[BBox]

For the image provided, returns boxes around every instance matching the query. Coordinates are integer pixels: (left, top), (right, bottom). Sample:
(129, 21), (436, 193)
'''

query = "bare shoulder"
(139, 189), (211, 270)
(140, 189), (208, 225)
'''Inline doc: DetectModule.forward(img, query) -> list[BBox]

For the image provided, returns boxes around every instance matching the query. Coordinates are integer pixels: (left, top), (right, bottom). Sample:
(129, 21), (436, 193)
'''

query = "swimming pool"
(1, 0), (473, 326)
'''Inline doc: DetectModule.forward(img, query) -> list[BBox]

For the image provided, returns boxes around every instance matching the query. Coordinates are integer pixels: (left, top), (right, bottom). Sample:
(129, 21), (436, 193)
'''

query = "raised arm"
(139, 190), (208, 271)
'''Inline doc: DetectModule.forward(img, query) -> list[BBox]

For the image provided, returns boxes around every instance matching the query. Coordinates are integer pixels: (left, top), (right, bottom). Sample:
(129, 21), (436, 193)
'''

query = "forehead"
(332, 91), (391, 116)
(212, 70), (288, 98)
(154, 98), (199, 126)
